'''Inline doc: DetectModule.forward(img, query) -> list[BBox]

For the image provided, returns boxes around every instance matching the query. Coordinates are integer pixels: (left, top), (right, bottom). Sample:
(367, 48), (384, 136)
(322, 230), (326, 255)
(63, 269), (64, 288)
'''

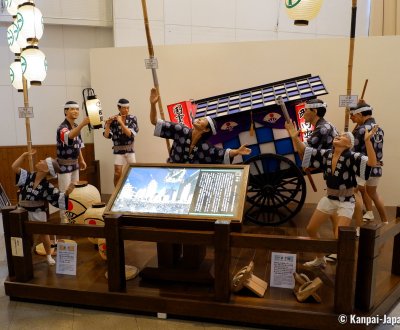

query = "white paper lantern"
(83, 202), (106, 244)
(10, 60), (31, 92)
(66, 181), (101, 224)
(5, 0), (24, 16)
(86, 96), (103, 129)
(16, 3), (44, 47)
(21, 46), (47, 85)
(285, 0), (324, 26)
(7, 23), (21, 54)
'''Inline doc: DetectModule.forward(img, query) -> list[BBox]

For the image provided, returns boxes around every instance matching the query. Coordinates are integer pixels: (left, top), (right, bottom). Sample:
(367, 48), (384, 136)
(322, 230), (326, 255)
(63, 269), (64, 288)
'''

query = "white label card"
(270, 252), (297, 289)
(11, 237), (24, 257)
(56, 241), (78, 276)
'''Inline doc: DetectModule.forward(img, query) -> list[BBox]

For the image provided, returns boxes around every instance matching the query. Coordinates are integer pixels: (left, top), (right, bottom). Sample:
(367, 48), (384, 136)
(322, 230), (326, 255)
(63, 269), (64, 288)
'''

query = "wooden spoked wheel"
(244, 153), (306, 225)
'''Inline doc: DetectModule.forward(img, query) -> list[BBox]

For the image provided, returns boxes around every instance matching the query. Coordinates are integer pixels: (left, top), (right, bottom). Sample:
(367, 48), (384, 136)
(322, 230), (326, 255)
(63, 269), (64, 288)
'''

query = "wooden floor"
(4, 204), (400, 330)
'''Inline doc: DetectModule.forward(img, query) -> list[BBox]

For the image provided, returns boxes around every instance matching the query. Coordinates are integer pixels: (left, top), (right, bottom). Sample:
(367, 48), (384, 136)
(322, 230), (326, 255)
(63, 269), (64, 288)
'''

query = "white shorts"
(316, 196), (355, 218)
(114, 153), (136, 166)
(58, 170), (79, 192)
(28, 211), (47, 222)
(356, 176), (380, 187)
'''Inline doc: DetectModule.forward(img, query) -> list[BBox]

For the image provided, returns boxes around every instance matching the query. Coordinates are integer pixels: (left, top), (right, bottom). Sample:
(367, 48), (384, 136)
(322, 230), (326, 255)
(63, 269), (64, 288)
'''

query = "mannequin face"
(350, 112), (363, 125)
(35, 159), (49, 173)
(65, 107), (80, 121)
(333, 133), (352, 149)
(192, 117), (210, 133)
(118, 106), (129, 116)
(303, 108), (316, 123)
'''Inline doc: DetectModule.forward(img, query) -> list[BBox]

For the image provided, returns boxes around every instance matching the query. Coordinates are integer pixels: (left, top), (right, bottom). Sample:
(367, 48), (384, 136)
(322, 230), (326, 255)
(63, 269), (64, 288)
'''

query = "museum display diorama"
(2, 1), (400, 329)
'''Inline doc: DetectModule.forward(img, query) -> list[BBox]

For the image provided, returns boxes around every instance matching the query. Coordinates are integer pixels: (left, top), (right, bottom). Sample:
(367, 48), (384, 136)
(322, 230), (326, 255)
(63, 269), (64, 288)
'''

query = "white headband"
(45, 157), (57, 178)
(305, 102), (327, 109)
(343, 132), (355, 148)
(118, 102), (130, 107)
(64, 104), (79, 109)
(350, 106), (373, 115)
(205, 116), (217, 135)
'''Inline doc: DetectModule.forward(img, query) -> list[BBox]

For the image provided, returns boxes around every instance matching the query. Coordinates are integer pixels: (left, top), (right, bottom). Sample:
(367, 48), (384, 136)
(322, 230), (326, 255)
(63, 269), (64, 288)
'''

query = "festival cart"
(168, 74), (329, 225)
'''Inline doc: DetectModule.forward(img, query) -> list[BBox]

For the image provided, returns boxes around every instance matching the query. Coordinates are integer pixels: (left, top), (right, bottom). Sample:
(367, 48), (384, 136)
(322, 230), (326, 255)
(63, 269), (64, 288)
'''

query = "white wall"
(90, 36), (400, 207)
(0, 0), (113, 27)
(112, 0), (371, 47)
(0, 24), (113, 146)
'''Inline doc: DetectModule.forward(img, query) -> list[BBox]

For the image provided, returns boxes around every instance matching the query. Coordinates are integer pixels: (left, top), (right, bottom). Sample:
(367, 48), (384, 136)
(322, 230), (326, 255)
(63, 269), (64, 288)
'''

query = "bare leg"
(114, 164), (123, 187)
(358, 184), (373, 212)
(333, 216), (352, 239)
(40, 234), (55, 265)
(353, 189), (364, 227)
(306, 209), (330, 258)
(366, 185), (388, 223)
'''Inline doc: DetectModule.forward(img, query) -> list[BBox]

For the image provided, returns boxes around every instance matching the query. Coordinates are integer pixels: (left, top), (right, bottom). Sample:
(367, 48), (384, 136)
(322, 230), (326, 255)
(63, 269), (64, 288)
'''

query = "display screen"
(105, 163), (249, 221)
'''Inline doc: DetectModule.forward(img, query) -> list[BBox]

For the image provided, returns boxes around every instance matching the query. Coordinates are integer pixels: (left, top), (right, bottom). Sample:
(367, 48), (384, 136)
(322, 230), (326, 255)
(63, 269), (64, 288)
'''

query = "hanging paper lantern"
(16, 3), (44, 47)
(7, 23), (21, 54)
(10, 59), (31, 92)
(86, 95), (104, 129)
(21, 45), (47, 85)
(5, 0), (24, 16)
(285, 0), (324, 26)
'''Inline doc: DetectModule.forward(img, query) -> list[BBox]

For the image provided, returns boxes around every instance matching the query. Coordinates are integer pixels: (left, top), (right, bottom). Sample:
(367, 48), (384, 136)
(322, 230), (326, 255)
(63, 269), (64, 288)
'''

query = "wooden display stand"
(2, 203), (400, 329)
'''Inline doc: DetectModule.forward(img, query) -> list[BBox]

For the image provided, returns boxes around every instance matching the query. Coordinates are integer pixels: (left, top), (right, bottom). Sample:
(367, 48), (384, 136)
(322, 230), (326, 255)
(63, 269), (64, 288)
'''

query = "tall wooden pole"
(141, 0), (171, 152)
(22, 75), (33, 171)
(344, 0), (357, 132)
(360, 79), (368, 99)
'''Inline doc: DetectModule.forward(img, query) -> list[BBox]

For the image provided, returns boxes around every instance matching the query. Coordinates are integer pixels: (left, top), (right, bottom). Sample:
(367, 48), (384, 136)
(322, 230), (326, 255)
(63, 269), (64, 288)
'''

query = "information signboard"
(105, 163), (249, 222)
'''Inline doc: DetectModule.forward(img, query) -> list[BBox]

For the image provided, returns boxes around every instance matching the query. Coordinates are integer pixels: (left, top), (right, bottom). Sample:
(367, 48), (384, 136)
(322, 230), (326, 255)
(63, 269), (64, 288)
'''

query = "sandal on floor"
(325, 254), (337, 263)
(295, 277), (323, 303)
(293, 273), (322, 303)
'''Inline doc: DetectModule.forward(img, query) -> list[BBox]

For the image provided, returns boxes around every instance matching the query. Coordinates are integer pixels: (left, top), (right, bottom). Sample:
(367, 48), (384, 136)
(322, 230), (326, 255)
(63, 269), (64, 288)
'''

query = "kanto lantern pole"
(141, 0), (171, 153)
(22, 75), (34, 171)
(344, 0), (357, 132)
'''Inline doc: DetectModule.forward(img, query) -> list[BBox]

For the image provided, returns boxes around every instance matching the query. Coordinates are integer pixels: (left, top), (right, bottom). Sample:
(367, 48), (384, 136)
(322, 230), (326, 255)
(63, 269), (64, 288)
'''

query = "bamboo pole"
(344, 0), (358, 132)
(360, 79), (368, 99)
(141, 0), (171, 152)
(22, 75), (34, 171)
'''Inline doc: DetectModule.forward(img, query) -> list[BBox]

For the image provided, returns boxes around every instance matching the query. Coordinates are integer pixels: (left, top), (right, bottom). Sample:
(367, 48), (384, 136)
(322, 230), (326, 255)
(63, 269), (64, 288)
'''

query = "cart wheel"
(244, 153), (306, 225)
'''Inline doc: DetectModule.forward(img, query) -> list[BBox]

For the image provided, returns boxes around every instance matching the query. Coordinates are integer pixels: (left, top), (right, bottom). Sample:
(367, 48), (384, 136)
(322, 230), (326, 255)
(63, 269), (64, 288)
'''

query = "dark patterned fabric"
(16, 169), (68, 213)
(352, 117), (383, 177)
(306, 118), (338, 150)
(302, 147), (370, 202)
(103, 114), (139, 154)
(56, 119), (84, 173)
(154, 120), (230, 164)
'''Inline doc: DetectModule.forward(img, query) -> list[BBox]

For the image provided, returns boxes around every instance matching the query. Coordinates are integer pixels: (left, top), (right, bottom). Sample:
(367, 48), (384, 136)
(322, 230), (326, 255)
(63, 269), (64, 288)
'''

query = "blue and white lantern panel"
(5, 0), (24, 16)
(16, 3), (43, 47)
(285, 0), (324, 25)
(7, 23), (21, 54)
(21, 46), (47, 85)
(9, 60), (31, 92)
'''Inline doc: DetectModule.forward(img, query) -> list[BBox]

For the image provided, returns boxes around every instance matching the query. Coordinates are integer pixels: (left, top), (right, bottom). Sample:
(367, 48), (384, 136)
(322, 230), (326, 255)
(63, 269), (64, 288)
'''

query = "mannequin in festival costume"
(103, 98), (139, 186)
(12, 150), (75, 265)
(303, 99), (339, 263)
(56, 101), (90, 222)
(350, 99), (388, 225)
(303, 99), (338, 150)
(285, 121), (378, 269)
(149, 88), (251, 163)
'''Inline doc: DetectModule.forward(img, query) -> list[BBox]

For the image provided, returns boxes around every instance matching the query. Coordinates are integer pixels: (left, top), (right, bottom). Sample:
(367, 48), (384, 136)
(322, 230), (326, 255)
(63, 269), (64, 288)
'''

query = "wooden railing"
(2, 206), (400, 316)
